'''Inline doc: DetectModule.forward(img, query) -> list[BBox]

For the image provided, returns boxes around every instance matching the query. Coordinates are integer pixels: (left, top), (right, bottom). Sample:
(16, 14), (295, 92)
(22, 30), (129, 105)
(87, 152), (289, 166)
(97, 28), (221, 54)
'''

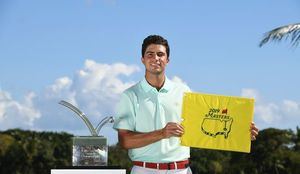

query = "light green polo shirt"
(113, 76), (191, 162)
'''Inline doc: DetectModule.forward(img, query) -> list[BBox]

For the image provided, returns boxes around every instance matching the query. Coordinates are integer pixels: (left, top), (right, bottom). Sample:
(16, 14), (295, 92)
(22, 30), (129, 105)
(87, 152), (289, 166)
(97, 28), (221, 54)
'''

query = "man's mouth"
(150, 62), (161, 67)
(150, 64), (161, 69)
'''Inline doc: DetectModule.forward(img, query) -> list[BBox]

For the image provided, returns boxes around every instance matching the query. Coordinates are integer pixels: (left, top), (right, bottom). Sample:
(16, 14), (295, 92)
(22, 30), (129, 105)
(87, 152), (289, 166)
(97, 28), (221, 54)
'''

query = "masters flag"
(180, 92), (255, 153)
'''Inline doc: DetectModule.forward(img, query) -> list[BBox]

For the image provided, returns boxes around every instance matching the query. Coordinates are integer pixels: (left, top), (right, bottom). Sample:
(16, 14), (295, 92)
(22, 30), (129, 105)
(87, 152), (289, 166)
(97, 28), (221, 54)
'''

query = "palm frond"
(259, 23), (300, 47)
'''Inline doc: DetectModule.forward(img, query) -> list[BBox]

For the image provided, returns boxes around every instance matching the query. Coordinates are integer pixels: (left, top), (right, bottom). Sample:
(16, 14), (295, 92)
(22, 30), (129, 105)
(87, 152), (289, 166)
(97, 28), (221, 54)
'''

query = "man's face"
(142, 44), (169, 75)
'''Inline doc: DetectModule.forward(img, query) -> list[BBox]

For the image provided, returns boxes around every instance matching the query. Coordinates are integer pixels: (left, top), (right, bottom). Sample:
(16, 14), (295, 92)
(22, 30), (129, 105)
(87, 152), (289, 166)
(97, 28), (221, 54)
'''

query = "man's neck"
(145, 73), (165, 91)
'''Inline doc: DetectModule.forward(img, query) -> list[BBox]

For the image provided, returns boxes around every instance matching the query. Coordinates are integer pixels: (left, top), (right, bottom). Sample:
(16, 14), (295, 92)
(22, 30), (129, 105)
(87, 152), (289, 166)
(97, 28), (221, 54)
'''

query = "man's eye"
(157, 52), (164, 57)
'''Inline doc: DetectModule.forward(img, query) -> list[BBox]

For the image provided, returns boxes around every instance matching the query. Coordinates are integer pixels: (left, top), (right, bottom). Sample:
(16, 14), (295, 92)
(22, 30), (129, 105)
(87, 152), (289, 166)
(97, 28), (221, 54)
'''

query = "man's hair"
(142, 35), (170, 58)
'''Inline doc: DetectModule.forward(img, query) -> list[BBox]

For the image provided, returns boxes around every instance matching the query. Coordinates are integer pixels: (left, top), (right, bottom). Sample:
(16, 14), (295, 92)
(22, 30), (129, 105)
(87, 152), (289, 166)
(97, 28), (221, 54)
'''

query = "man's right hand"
(118, 122), (184, 149)
(162, 122), (184, 138)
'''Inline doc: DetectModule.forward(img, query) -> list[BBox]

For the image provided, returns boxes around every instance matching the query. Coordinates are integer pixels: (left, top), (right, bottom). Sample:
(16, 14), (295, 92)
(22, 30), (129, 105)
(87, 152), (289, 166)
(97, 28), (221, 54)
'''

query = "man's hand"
(118, 122), (184, 149)
(250, 122), (259, 141)
(162, 122), (184, 138)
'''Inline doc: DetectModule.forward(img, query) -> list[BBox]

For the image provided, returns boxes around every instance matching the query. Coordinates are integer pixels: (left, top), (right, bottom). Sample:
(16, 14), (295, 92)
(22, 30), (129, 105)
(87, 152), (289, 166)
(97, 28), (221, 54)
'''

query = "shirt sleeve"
(113, 92), (135, 131)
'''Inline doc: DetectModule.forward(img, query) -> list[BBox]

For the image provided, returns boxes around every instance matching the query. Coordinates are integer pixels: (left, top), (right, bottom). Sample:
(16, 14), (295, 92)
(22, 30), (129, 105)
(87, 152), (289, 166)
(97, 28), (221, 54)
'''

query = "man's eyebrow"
(145, 51), (154, 53)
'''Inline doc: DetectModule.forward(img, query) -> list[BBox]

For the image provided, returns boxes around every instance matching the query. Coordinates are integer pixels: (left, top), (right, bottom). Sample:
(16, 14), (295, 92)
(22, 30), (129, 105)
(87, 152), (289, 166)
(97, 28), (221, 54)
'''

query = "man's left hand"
(250, 122), (259, 141)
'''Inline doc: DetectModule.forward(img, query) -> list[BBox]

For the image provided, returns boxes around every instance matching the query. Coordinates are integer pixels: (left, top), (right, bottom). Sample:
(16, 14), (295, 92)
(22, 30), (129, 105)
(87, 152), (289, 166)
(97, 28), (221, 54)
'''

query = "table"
(51, 166), (126, 174)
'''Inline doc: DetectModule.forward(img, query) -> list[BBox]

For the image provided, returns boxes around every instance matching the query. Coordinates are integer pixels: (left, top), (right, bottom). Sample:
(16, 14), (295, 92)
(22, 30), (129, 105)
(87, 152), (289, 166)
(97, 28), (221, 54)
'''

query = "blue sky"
(0, 0), (299, 144)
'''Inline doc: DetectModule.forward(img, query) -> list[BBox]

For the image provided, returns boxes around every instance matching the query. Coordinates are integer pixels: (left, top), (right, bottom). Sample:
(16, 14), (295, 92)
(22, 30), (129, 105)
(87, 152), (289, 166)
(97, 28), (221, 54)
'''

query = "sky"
(0, 0), (299, 145)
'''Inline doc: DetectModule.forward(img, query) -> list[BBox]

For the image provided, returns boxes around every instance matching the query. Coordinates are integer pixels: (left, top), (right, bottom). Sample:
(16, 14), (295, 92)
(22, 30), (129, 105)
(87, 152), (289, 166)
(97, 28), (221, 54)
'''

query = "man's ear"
(141, 57), (145, 64)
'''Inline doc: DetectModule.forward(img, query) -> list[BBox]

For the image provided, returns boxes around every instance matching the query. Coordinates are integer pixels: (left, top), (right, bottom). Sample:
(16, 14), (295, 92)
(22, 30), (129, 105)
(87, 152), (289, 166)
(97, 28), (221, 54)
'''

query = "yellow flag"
(180, 92), (255, 153)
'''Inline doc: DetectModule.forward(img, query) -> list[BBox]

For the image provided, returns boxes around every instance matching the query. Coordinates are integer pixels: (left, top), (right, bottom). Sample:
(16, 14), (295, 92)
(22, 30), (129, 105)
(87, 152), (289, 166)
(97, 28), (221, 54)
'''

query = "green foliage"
(293, 126), (300, 151)
(185, 127), (300, 174)
(0, 129), (72, 174)
(0, 127), (300, 174)
(108, 143), (131, 174)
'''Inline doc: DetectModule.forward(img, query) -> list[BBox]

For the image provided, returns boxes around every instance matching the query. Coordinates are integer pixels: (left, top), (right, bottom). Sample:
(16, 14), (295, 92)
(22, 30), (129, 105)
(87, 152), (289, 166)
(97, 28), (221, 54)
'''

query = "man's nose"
(154, 54), (160, 60)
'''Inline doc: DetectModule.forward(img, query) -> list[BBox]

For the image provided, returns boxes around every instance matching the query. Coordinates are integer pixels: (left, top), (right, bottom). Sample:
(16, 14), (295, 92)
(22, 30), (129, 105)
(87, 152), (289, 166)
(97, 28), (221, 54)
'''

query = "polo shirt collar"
(141, 76), (173, 93)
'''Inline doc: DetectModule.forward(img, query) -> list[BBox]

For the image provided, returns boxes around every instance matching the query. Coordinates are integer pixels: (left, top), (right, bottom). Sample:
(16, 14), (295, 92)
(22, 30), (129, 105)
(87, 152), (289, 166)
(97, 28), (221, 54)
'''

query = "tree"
(259, 23), (300, 47)
(1, 128), (300, 174)
(294, 126), (300, 151)
(0, 129), (72, 174)
(250, 128), (295, 174)
(108, 143), (131, 174)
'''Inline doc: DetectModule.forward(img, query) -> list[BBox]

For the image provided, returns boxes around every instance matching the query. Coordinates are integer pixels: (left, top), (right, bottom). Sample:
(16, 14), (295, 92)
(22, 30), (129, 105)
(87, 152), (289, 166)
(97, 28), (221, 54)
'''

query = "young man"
(113, 35), (259, 174)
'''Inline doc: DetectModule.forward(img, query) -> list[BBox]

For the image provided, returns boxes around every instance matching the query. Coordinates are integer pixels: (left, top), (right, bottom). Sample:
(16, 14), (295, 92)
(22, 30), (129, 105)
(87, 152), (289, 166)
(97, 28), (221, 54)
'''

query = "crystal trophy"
(59, 100), (114, 166)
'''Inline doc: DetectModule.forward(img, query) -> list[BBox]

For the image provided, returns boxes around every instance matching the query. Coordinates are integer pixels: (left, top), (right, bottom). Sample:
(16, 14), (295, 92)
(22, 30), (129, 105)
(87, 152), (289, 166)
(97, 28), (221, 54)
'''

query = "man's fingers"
(251, 123), (259, 131)
(166, 123), (184, 131)
(250, 122), (259, 141)
(167, 126), (184, 134)
(250, 123), (259, 133)
(177, 123), (184, 130)
(164, 122), (184, 137)
(175, 129), (184, 135)
(171, 130), (184, 137)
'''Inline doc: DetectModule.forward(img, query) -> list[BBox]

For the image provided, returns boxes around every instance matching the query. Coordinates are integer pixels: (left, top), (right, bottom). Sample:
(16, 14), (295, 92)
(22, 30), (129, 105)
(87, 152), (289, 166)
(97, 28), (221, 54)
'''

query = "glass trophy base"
(72, 136), (108, 166)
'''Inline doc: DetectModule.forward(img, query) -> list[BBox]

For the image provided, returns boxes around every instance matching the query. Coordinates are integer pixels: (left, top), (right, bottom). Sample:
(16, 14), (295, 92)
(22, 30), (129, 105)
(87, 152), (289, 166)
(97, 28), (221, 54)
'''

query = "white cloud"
(0, 60), (141, 144)
(255, 103), (281, 124)
(75, 60), (139, 94)
(241, 88), (260, 102)
(171, 76), (187, 85)
(0, 90), (41, 129)
(34, 60), (140, 144)
(48, 76), (72, 93)
(282, 100), (300, 115)
(241, 88), (300, 130)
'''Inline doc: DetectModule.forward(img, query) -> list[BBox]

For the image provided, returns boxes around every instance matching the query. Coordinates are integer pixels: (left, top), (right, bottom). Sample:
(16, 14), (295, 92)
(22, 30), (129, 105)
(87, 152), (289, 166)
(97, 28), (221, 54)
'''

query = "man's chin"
(148, 69), (164, 75)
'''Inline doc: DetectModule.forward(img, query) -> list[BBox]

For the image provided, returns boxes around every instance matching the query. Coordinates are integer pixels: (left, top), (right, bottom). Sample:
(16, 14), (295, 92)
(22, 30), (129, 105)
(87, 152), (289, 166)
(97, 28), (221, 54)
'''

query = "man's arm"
(118, 122), (184, 149)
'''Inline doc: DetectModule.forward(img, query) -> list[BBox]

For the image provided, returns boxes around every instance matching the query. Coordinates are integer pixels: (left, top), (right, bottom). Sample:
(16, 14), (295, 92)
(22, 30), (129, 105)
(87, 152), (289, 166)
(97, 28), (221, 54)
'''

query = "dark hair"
(142, 35), (170, 58)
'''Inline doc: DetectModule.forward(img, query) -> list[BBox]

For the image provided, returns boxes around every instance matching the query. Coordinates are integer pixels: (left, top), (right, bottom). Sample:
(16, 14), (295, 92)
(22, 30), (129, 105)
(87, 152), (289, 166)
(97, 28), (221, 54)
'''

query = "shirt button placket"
(154, 90), (161, 129)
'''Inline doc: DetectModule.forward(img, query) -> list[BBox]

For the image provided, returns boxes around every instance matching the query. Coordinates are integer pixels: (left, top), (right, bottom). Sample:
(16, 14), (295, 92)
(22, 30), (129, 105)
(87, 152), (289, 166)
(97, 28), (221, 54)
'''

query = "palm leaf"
(259, 23), (300, 47)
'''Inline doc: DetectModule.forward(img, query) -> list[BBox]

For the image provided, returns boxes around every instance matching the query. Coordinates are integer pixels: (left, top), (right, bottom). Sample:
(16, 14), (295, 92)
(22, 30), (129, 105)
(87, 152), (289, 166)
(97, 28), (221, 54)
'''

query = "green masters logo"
(201, 108), (233, 139)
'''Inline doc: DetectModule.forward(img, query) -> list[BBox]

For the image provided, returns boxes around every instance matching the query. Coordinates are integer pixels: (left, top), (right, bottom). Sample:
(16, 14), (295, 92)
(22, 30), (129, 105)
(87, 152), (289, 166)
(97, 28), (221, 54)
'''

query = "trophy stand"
(59, 100), (114, 167)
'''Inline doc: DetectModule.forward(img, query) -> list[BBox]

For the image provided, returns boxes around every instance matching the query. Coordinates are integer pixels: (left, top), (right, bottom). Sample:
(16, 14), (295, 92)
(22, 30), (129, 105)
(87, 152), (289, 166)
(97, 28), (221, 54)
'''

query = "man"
(113, 35), (259, 174)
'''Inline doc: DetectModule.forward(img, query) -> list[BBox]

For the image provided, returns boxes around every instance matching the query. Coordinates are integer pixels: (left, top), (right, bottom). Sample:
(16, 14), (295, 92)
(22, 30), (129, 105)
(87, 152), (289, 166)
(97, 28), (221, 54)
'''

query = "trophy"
(59, 100), (114, 166)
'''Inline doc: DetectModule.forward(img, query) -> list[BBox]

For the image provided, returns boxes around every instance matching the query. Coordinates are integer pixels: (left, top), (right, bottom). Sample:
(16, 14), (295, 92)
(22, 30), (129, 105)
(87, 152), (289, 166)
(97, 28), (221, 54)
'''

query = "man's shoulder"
(122, 81), (142, 96)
